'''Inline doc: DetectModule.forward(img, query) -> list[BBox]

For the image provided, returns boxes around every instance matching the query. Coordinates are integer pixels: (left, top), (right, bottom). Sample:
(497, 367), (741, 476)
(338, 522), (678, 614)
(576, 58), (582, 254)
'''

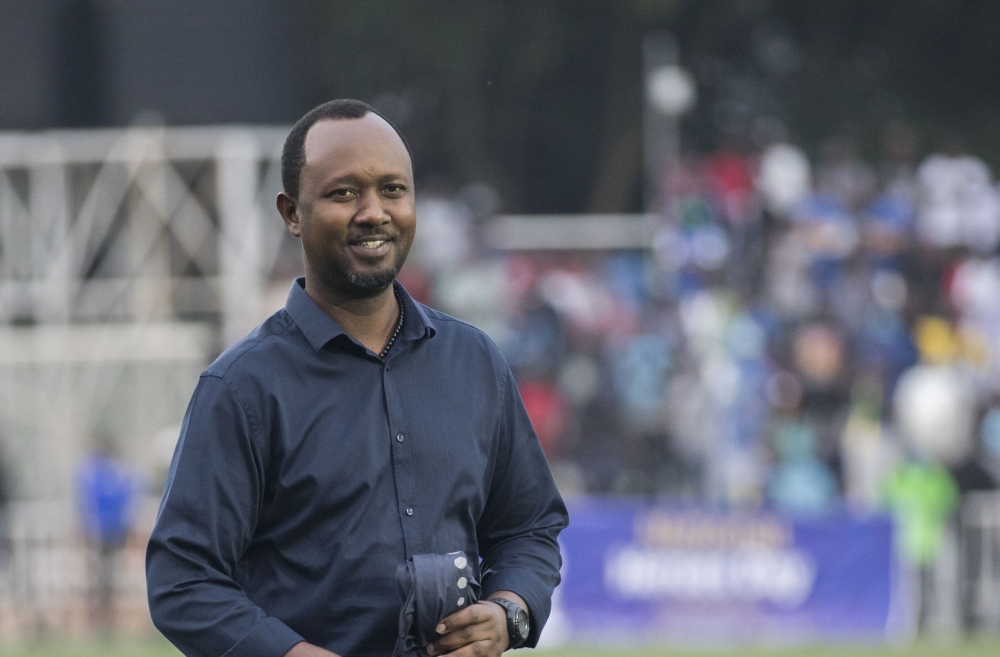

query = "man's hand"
(283, 642), (341, 657)
(427, 591), (528, 657)
(426, 601), (507, 657)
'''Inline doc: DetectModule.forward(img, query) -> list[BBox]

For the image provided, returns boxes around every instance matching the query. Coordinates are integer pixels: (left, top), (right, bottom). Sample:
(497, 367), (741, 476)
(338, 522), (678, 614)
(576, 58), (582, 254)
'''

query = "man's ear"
(276, 192), (302, 237)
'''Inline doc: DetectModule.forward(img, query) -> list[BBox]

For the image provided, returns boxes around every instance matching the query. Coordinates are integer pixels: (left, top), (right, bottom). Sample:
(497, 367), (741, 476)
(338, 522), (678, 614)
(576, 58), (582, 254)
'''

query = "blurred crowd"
(401, 123), (1000, 563)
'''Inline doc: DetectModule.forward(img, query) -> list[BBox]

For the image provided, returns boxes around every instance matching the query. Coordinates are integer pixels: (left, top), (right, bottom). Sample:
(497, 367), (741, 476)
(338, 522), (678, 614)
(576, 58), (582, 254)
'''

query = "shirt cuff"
(222, 616), (305, 657)
(482, 567), (552, 649)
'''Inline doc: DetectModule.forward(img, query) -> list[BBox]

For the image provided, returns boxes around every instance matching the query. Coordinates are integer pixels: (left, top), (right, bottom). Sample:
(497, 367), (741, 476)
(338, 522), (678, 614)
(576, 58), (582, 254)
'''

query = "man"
(146, 99), (568, 657)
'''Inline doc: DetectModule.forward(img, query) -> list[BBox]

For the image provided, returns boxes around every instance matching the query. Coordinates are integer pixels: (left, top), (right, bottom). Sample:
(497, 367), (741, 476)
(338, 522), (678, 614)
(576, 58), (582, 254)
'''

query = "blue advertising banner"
(552, 498), (908, 644)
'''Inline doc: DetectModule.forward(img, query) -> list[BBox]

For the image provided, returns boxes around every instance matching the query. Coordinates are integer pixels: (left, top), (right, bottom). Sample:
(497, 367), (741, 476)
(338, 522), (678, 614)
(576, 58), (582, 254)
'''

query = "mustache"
(348, 228), (396, 242)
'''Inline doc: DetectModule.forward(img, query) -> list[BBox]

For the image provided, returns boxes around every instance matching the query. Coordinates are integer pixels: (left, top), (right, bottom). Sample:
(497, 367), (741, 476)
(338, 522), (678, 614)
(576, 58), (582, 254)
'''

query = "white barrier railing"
(0, 497), (159, 641)
(960, 490), (1000, 631)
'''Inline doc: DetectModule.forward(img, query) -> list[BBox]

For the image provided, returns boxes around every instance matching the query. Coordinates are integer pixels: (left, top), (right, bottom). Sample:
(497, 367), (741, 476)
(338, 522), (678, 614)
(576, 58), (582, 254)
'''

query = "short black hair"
(280, 99), (413, 199)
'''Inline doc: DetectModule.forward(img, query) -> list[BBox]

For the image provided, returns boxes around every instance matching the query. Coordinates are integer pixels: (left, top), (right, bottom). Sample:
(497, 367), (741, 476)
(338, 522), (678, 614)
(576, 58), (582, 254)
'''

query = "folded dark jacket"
(393, 552), (481, 657)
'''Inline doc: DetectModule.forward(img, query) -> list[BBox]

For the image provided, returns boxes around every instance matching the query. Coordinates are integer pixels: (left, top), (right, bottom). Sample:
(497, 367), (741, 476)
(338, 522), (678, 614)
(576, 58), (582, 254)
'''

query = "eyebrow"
(321, 171), (410, 186)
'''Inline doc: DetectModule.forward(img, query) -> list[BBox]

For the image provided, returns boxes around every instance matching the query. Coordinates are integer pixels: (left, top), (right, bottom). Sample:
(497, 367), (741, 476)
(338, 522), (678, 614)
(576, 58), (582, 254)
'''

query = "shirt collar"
(284, 277), (436, 353)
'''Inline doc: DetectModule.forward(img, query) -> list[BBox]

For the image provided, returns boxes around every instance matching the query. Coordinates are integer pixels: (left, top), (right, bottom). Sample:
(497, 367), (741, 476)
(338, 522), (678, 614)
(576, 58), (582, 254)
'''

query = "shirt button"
(396, 433), (405, 443)
(405, 507), (414, 516)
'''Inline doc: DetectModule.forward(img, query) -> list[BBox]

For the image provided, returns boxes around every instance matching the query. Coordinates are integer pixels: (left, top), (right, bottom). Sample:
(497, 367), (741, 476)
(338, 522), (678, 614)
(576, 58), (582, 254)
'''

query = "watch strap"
(487, 597), (529, 649)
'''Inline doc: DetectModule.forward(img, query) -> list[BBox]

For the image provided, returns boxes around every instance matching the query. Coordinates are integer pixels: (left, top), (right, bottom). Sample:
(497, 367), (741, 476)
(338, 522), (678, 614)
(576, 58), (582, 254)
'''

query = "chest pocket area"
(408, 394), (495, 509)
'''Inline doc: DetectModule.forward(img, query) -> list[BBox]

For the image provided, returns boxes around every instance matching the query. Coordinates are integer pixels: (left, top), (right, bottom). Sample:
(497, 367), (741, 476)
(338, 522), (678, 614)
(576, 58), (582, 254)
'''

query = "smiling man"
(145, 100), (568, 657)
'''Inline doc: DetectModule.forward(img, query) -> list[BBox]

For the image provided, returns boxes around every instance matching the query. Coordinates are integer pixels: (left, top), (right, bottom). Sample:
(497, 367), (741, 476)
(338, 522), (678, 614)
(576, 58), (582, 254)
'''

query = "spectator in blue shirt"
(76, 439), (137, 634)
(146, 100), (568, 657)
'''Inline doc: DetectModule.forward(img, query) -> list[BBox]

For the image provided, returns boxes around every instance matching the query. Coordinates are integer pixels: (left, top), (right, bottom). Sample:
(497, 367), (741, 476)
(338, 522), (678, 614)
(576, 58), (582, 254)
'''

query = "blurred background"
(1, 0), (1000, 654)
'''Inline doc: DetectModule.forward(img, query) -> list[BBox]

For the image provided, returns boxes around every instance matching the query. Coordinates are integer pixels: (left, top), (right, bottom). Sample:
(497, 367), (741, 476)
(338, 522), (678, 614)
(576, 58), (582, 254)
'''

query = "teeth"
(359, 240), (386, 249)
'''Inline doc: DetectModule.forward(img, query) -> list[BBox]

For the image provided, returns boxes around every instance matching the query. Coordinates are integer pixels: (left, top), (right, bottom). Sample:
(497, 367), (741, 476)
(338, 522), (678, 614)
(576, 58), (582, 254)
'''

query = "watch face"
(514, 608), (529, 638)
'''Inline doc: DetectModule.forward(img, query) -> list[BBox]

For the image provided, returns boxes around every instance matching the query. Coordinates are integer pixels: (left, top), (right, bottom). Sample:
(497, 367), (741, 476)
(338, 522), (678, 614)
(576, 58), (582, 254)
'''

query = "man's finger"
(428, 617), (494, 655)
(439, 639), (499, 657)
(429, 601), (505, 655)
(435, 601), (496, 635)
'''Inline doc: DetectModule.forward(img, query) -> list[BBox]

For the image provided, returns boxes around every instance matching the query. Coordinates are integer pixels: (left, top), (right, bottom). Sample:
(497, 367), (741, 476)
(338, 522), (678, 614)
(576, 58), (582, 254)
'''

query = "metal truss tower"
(0, 125), (296, 498)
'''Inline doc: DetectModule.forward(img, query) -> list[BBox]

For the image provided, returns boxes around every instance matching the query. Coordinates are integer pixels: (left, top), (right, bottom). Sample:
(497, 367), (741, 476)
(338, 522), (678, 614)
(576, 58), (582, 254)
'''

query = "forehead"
(302, 114), (412, 181)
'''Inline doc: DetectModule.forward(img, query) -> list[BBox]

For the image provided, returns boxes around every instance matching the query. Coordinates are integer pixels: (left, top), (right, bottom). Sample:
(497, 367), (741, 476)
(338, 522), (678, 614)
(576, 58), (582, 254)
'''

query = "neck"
(303, 276), (400, 355)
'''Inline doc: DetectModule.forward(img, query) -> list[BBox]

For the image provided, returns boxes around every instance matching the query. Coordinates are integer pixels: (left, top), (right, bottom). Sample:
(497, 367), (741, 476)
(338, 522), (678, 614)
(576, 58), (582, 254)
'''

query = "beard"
(347, 266), (399, 292)
(305, 230), (413, 300)
(332, 244), (409, 299)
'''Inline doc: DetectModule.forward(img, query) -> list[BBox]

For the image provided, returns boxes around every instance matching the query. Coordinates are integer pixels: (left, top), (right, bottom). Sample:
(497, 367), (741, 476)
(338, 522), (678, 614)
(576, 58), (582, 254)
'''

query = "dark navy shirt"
(146, 279), (568, 657)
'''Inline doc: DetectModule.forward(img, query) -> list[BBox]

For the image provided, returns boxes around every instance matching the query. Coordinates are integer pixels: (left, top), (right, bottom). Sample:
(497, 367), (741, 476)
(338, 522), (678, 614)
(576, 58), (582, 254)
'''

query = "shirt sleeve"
(146, 374), (304, 657)
(476, 355), (569, 648)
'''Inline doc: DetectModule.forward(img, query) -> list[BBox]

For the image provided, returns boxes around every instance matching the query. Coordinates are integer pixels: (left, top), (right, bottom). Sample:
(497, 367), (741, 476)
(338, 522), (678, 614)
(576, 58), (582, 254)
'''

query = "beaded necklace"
(379, 287), (405, 360)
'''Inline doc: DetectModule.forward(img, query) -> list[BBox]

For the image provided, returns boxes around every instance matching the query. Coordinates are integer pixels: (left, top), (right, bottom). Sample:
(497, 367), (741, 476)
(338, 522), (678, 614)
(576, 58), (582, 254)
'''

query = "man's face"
(283, 114), (416, 298)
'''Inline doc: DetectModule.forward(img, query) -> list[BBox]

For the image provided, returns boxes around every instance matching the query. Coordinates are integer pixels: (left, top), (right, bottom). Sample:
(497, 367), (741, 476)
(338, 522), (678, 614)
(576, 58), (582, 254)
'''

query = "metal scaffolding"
(0, 125), (297, 498)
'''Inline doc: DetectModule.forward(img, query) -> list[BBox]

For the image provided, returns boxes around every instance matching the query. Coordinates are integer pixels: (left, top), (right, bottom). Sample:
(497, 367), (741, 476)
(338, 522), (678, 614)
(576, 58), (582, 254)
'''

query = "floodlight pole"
(642, 31), (696, 215)
(642, 31), (679, 214)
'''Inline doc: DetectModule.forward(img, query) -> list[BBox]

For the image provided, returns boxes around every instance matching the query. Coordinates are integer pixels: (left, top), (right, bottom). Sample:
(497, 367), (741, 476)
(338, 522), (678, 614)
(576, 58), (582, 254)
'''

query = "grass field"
(2, 637), (1000, 657)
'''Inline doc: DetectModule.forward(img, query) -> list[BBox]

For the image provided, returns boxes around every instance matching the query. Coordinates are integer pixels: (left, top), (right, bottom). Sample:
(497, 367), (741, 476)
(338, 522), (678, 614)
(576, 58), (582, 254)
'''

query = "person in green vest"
(884, 459), (959, 630)
(885, 461), (959, 567)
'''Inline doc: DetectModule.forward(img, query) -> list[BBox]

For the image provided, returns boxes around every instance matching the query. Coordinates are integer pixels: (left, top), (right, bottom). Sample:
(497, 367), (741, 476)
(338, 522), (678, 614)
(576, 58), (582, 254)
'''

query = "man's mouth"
(357, 239), (387, 249)
(349, 236), (394, 256)
(351, 235), (394, 247)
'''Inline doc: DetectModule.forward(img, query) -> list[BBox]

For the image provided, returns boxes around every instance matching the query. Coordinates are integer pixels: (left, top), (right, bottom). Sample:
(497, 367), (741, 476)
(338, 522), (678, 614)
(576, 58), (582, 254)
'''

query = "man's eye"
(330, 188), (355, 199)
(383, 185), (406, 196)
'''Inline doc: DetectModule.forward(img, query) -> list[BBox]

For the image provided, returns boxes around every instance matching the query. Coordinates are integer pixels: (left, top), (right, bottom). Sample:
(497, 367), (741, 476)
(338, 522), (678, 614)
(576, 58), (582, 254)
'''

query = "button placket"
(383, 362), (424, 554)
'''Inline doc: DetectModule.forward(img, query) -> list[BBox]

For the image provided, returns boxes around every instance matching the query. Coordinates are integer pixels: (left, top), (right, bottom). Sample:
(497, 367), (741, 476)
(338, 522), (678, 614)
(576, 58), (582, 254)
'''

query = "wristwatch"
(488, 597), (530, 649)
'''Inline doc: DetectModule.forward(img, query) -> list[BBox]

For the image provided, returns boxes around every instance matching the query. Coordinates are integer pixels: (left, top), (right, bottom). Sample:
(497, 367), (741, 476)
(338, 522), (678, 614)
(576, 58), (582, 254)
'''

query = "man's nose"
(353, 189), (389, 225)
